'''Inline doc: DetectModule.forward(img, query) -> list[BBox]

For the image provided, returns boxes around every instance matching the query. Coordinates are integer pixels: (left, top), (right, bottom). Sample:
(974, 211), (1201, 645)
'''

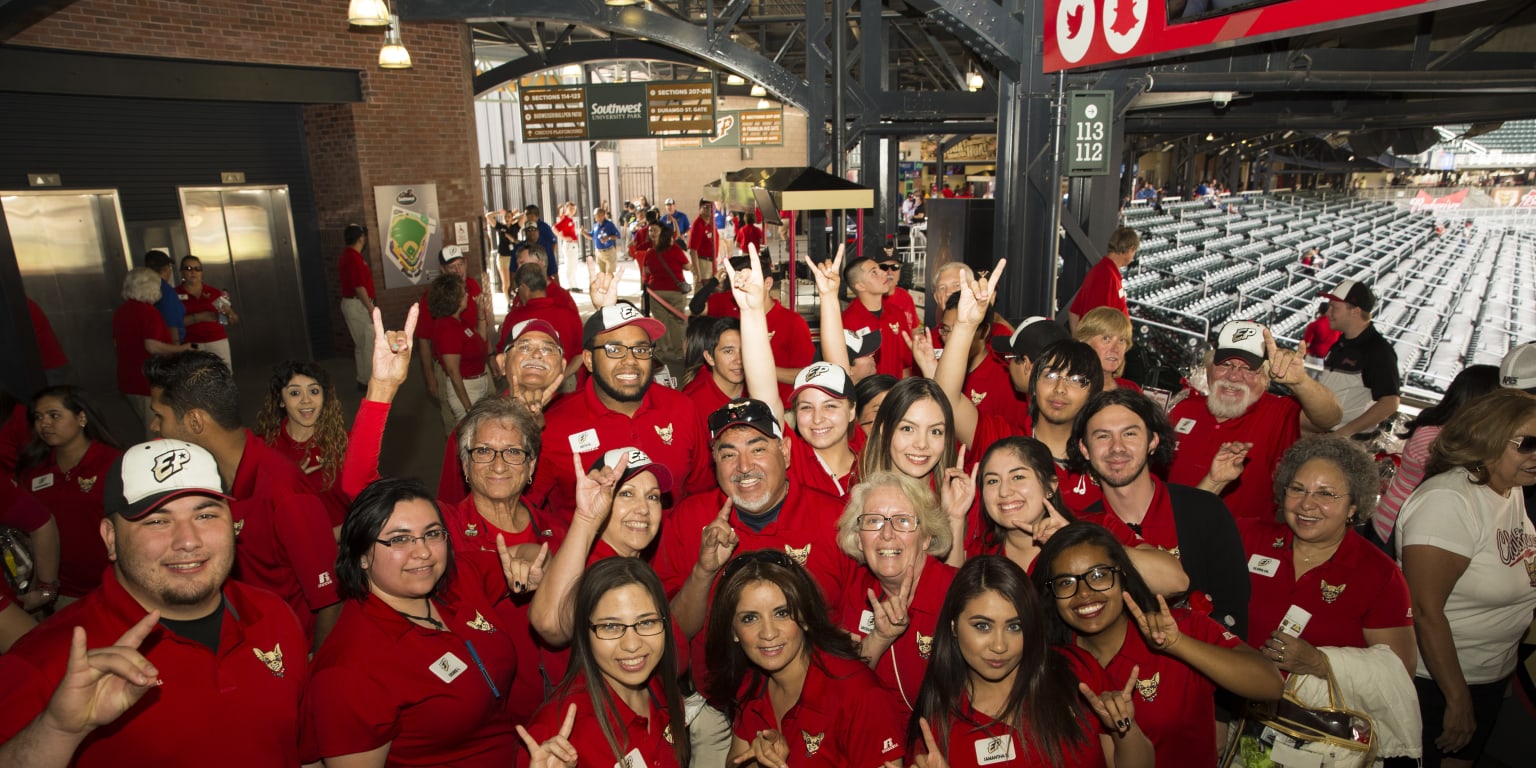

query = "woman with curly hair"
(256, 360), (349, 528)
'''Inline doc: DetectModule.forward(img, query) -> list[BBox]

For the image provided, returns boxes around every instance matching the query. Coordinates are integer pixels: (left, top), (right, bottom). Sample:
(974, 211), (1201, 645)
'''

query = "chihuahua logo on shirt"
(888, 322), (900, 336)
(77, 476), (98, 493)
(662, 724), (673, 744)
(969, 390), (986, 406)
(253, 644), (285, 678)
(1271, 536), (1286, 549)
(233, 519), (245, 537)
(784, 543), (811, 566)
(916, 631), (933, 659)
(1319, 580), (1347, 604)
(1134, 671), (1160, 702)
(655, 423), (674, 445)
(467, 611), (496, 633)
(464, 523), (479, 538)
(802, 731), (824, 757)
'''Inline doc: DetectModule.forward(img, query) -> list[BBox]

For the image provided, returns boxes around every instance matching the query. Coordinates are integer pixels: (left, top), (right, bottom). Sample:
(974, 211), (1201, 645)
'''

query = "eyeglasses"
(1038, 370), (1092, 390)
(590, 618), (668, 641)
(181, 266), (202, 272)
(1509, 435), (1536, 454)
(1283, 486), (1348, 504)
(376, 529), (450, 549)
(469, 446), (533, 465)
(510, 341), (561, 358)
(590, 342), (656, 360)
(1046, 566), (1121, 599)
(857, 513), (920, 533)
(1213, 360), (1261, 379)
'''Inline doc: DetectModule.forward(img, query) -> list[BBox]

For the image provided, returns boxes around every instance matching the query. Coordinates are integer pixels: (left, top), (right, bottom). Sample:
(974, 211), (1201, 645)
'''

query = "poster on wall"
(372, 184), (441, 290)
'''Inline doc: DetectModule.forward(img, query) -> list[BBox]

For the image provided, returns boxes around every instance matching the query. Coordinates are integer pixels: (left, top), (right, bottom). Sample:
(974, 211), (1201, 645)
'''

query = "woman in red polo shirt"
(112, 267), (186, 429)
(255, 360), (349, 528)
(1036, 525), (1280, 767)
(707, 550), (907, 768)
(834, 472), (957, 712)
(307, 477), (519, 767)
(15, 386), (118, 606)
(518, 558), (691, 768)
(428, 273), (491, 422)
(907, 555), (1151, 768)
(177, 255), (239, 369)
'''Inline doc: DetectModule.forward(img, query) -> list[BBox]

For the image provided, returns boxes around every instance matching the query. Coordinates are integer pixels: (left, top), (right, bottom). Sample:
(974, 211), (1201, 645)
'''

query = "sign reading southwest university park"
(521, 80), (716, 142)
(1043, 0), (1487, 72)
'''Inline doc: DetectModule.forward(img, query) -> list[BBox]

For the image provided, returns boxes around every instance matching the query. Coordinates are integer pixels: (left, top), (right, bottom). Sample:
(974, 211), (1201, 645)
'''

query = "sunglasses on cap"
(720, 548), (797, 579)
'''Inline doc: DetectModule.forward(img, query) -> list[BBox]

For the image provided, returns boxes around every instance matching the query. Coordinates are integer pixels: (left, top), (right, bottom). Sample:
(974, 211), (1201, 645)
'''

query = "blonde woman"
(1073, 307), (1139, 393)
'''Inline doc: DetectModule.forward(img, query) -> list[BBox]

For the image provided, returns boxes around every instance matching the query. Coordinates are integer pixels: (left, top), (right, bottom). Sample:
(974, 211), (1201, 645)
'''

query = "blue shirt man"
(143, 251), (185, 343)
(661, 198), (690, 235)
(524, 205), (559, 276)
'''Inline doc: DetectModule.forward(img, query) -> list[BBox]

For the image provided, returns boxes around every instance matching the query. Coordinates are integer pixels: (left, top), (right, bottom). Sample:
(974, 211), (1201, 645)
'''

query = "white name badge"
(858, 609), (876, 635)
(429, 652), (468, 684)
(569, 429), (601, 453)
(974, 734), (1016, 765)
(1247, 554), (1280, 577)
(615, 747), (648, 768)
(1174, 417), (1196, 435)
(30, 473), (55, 492)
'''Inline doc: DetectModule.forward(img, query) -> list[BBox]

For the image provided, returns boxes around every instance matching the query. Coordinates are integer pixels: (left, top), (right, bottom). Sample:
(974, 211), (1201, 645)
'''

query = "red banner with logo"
(1044, 0), (1485, 73)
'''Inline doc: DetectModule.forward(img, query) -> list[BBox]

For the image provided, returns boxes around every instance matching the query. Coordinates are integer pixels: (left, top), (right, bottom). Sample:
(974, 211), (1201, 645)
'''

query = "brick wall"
(12, 0), (484, 352)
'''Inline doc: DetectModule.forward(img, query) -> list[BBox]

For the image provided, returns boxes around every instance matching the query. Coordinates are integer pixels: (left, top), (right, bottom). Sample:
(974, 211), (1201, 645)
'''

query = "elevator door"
(177, 186), (311, 372)
(2, 189), (133, 394)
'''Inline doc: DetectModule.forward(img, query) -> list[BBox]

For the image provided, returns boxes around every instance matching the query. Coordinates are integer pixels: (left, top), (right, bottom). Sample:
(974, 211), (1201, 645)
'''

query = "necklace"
(397, 599), (445, 630)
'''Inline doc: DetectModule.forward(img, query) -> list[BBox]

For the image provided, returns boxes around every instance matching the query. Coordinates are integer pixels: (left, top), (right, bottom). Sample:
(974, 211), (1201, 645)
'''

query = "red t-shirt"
(688, 219), (718, 257)
(339, 246), (375, 300)
(735, 221), (765, 253)
(629, 228), (652, 260)
(499, 295), (584, 364)
(1166, 392), (1303, 520)
(0, 572), (308, 767)
(1302, 317), (1342, 359)
(306, 555), (518, 767)
(433, 316), (489, 379)
(267, 423), (350, 528)
(27, 298), (67, 369)
(177, 282), (229, 344)
(20, 441), (120, 597)
(839, 557), (957, 711)
(1068, 257), (1126, 319)
(642, 244), (691, 292)
(112, 300), (171, 395)
(733, 652), (906, 768)
(963, 356), (1031, 429)
(554, 215), (578, 241)
(520, 674), (682, 768)
(1238, 521), (1413, 650)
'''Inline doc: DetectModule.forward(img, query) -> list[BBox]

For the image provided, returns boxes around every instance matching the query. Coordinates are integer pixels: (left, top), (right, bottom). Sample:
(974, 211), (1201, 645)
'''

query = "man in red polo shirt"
(1068, 226), (1138, 333)
(500, 263), (583, 375)
(337, 223), (376, 389)
(511, 244), (578, 314)
(1166, 320), (1342, 520)
(0, 439), (309, 768)
(704, 255), (815, 401)
(145, 352), (340, 649)
(688, 200), (718, 282)
(842, 255), (918, 378)
(530, 300), (714, 525)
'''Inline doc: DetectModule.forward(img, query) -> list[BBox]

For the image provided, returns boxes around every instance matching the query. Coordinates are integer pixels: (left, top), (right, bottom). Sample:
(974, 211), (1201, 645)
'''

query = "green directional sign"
(1067, 90), (1113, 176)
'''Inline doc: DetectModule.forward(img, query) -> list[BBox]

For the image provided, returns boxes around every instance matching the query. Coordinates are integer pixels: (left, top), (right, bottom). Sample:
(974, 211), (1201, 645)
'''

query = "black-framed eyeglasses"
(376, 529), (451, 550)
(1046, 566), (1121, 599)
(857, 514), (920, 533)
(468, 446), (533, 465)
(1510, 435), (1536, 454)
(590, 617), (668, 640)
(589, 342), (656, 360)
(721, 548), (796, 580)
(1039, 369), (1092, 389)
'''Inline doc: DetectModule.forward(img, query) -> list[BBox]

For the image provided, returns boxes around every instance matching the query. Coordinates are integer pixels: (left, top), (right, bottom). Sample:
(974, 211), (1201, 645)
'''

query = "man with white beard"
(1165, 320), (1342, 520)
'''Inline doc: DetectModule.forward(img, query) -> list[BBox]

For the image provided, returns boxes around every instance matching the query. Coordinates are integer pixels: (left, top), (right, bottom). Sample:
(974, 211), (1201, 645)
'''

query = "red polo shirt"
(113, 300), (171, 396)
(963, 356), (1031, 429)
(306, 554), (519, 767)
(500, 295), (584, 364)
(532, 382), (713, 527)
(1067, 257), (1126, 319)
(177, 282), (229, 344)
(433, 316), (489, 379)
(20, 441), (120, 597)
(508, 280), (580, 316)
(267, 422), (350, 528)
(839, 556), (956, 711)
(1094, 611), (1241, 768)
(415, 277), (484, 344)
(681, 369), (737, 436)
(733, 651), (906, 768)
(520, 673), (682, 768)
(787, 427), (864, 501)
(1167, 392), (1302, 520)
(642, 244), (691, 292)
(931, 647), (1109, 768)
(0, 571), (308, 767)
(1238, 521), (1412, 650)
(842, 298), (918, 379)
(689, 220), (717, 258)
(339, 245), (375, 301)
(735, 221), (764, 253)
(1077, 484), (1173, 551)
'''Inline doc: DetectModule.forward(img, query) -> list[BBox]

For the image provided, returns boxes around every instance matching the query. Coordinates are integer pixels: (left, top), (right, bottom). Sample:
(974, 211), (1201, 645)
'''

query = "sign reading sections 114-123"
(1067, 90), (1113, 177)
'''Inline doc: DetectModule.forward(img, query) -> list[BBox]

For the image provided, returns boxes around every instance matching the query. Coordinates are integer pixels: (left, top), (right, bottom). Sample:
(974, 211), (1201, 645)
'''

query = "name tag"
(429, 652), (468, 684)
(464, 327), (474, 337)
(615, 747), (648, 768)
(1247, 554), (1280, 577)
(569, 429), (601, 453)
(31, 473), (55, 492)
(974, 734), (1016, 765)
(858, 609), (876, 635)
(1174, 417), (1196, 435)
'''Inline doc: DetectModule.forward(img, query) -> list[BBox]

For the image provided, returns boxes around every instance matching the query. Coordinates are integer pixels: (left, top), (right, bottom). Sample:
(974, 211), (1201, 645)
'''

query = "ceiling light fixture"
(750, 84), (766, 97)
(604, 0), (643, 6)
(379, 15), (413, 69)
(757, 98), (771, 109)
(347, 0), (391, 26)
(726, 74), (745, 85)
(1206, 133), (1215, 141)
(966, 71), (984, 91)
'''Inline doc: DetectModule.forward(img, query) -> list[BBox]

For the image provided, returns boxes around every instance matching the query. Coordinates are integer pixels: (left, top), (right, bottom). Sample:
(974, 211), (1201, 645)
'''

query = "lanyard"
(462, 639), (502, 699)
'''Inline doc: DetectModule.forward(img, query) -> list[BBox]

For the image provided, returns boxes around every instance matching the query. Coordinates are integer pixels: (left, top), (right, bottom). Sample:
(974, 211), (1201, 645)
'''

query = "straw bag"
(1221, 660), (1376, 768)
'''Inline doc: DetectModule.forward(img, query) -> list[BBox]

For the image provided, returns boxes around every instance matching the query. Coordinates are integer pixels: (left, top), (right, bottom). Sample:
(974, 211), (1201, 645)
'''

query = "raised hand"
(868, 562), (917, 642)
(732, 729), (790, 768)
(697, 500), (740, 575)
(570, 453), (618, 532)
(912, 717), (951, 768)
(370, 304), (419, 389)
(589, 260), (622, 308)
(724, 244), (768, 313)
(1206, 442), (1252, 486)
(939, 445), (975, 524)
(509, 372), (564, 416)
(1080, 665), (1139, 735)
(516, 704), (580, 768)
(497, 537), (551, 594)
(955, 260), (1007, 327)
(804, 244), (845, 298)
(1122, 593), (1182, 652)
(1022, 500), (1071, 545)
(907, 330), (938, 378)
(42, 613), (162, 737)
(1264, 328), (1307, 386)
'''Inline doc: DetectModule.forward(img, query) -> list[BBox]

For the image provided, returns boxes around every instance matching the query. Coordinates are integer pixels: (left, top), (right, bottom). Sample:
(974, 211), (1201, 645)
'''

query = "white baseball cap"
(103, 440), (231, 520)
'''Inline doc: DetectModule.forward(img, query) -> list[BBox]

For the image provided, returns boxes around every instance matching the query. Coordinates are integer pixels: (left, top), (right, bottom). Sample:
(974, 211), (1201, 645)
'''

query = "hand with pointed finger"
(589, 263), (621, 309)
(804, 244), (845, 298)
(907, 330), (938, 378)
(571, 453), (618, 532)
(1080, 665), (1140, 736)
(510, 372), (564, 416)
(939, 445), (975, 523)
(732, 728), (790, 768)
(497, 538), (551, 594)
(697, 500), (740, 575)
(1026, 502), (1071, 545)
(516, 704), (580, 768)
(41, 613), (163, 737)
(868, 562), (917, 642)
(912, 717), (951, 768)
(370, 304), (419, 389)
(1123, 593), (1182, 652)
(726, 245), (769, 313)
(1263, 328), (1307, 386)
